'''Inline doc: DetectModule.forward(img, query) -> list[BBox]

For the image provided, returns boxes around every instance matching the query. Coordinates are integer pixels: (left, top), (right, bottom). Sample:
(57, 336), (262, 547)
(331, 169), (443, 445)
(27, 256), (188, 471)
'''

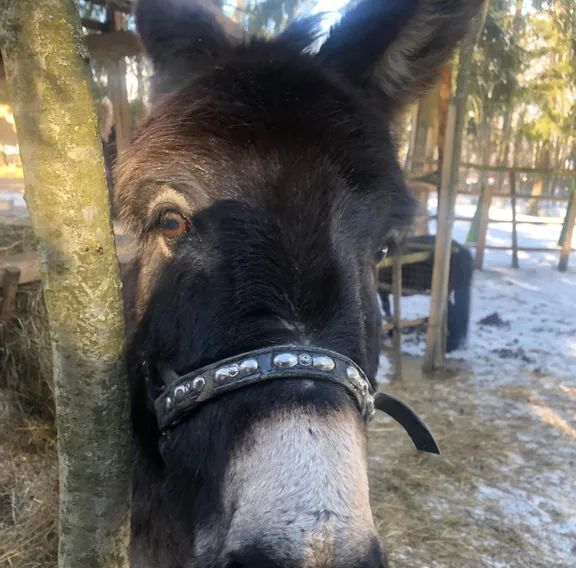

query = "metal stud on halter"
(298, 353), (312, 366)
(173, 384), (187, 400)
(346, 365), (361, 381)
(240, 359), (259, 373)
(273, 353), (298, 368)
(313, 355), (335, 371)
(152, 345), (440, 455)
(191, 377), (205, 393)
(215, 367), (229, 382)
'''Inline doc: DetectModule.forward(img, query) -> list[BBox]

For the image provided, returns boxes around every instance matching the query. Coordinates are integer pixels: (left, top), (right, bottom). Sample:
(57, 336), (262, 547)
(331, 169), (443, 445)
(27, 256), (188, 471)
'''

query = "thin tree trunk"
(495, 106), (513, 193)
(423, 1), (488, 372)
(437, 62), (453, 180)
(0, 2), (131, 567)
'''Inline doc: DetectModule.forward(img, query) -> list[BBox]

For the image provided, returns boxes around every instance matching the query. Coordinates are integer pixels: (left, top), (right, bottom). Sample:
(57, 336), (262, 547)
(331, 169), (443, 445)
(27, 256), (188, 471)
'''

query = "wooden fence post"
(423, 103), (457, 372)
(559, 180), (576, 272)
(0, 1), (131, 567)
(391, 242), (403, 381)
(0, 266), (20, 323)
(509, 171), (519, 269)
(473, 182), (493, 269)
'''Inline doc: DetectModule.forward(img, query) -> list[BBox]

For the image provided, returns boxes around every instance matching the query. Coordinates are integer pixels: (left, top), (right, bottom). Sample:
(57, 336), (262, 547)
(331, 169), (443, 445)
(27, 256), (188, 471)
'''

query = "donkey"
(115, 1), (480, 566)
(379, 236), (474, 352)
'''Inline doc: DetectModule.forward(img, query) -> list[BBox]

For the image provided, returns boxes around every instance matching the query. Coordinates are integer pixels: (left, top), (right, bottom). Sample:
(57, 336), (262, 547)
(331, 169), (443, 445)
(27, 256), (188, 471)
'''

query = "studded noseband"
(152, 345), (439, 454)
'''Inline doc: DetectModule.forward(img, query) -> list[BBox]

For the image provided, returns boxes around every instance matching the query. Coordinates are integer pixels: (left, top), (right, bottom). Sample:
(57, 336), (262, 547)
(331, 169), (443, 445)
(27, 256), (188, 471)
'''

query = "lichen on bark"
(0, 1), (131, 566)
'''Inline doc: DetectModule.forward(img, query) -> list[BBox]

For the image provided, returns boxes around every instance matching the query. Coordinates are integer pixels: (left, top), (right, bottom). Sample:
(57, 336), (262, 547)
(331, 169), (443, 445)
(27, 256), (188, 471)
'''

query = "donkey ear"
(318, 0), (483, 112)
(136, 0), (241, 97)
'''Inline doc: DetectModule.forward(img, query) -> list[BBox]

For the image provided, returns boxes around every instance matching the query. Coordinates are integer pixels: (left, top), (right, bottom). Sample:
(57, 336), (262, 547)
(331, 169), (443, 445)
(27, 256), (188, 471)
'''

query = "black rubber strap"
(374, 392), (440, 454)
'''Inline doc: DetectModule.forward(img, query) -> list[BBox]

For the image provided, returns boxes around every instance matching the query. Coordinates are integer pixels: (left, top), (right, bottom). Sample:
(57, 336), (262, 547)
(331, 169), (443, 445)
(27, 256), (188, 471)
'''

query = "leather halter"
(152, 345), (440, 454)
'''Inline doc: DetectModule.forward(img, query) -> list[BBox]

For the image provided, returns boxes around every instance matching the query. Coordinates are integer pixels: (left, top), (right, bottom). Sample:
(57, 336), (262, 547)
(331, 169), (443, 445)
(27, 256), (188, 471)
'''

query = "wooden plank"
(0, 215), (31, 226)
(464, 244), (575, 252)
(377, 250), (432, 268)
(423, 103), (457, 373)
(81, 18), (109, 32)
(378, 284), (426, 295)
(442, 216), (564, 225)
(85, 30), (143, 60)
(0, 236), (137, 285)
(473, 183), (493, 269)
(558, 182), (576, 272)
(0, 252), (40, 284)
(460, 162), (576, 175)
(456, 191), (570, 202)
(391, 244), (403, 381)
(382, 317), (428, 332)
(87, 0), (133, 13)
(0, 266), (20, 323)
(510, 171), (519, 269)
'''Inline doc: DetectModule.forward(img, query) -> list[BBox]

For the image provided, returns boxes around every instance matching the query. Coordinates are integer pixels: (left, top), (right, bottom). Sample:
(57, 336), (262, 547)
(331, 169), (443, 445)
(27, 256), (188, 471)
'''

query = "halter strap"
(152, 345), (439, 454)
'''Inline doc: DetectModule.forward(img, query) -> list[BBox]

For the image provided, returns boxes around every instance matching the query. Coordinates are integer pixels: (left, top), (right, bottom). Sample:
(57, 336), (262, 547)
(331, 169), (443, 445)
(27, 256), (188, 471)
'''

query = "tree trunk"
(0, 2), (131, 567)
(495, 106), (513, 193)
(410, 86), (438, 175)
(437, 62), (453, 180)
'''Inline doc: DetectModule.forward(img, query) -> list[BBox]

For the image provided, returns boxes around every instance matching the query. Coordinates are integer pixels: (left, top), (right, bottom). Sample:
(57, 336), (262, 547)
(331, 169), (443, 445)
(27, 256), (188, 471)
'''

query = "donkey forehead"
(114, 60), (399, 222)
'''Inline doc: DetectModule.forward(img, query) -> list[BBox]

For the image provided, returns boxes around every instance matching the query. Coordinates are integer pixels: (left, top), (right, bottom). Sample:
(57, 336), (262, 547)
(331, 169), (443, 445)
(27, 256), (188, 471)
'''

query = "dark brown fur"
(115, 1), (481, 566)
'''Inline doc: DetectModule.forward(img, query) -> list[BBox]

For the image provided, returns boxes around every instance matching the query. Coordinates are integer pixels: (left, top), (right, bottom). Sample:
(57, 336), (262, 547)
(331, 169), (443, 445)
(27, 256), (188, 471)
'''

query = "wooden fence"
(413, 166), (576, 271)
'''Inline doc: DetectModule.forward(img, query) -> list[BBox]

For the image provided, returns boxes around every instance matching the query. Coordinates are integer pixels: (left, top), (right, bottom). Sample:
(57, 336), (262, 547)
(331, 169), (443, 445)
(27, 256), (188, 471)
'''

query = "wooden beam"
(81, 18), (109, 32)
(391, 243), (403, 381)
(473, 183), (493, 269)
(460, 162), (576, 176)
(0, 266), (20, 323)
(87, 0), (133, 13)
(423, 103), (457, 373)
(558, 182), (576, 272)
(457, 191), (570, 202)
(510, 171), (519, 269)
(382, 317), (428, 332)
(377, 250), (432, 269)
(85, 30), (143, 60)
(464, 244), (576, 252)
(0, 235), (137, 285)
(444, 216), (564, 225)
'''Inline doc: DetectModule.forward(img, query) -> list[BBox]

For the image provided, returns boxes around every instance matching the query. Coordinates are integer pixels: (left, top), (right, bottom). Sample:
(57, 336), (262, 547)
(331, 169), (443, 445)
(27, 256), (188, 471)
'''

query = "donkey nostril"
(225, 546), (281, 568)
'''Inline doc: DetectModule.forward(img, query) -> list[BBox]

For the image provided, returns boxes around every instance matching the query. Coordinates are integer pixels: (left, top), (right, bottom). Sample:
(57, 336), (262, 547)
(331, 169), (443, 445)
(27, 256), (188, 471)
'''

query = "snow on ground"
(383, 195), (576, 383)
(372, 197), (576, 567)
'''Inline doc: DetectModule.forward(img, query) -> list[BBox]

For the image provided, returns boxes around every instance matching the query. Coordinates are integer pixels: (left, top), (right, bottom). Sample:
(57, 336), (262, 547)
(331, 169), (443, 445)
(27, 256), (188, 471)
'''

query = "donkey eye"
(159, 211), (190, 239)
(374, 247), (388, 264)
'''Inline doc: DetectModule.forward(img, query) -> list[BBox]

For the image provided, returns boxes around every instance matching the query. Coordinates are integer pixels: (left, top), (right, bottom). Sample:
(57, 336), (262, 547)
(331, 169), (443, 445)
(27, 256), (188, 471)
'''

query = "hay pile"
(0, 283), (54, 420)
(1, 225), (58, 567)
(0, 400), (57, 568)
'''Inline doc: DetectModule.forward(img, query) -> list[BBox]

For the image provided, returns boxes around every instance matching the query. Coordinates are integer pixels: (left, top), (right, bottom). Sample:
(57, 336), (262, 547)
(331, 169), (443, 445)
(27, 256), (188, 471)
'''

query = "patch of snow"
(382, 198), (576, 383)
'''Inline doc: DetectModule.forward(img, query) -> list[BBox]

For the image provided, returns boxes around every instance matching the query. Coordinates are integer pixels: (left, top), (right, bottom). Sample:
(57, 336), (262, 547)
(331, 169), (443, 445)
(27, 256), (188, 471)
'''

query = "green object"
(467, 183), (485, 243)
(558, 181), (576, 246)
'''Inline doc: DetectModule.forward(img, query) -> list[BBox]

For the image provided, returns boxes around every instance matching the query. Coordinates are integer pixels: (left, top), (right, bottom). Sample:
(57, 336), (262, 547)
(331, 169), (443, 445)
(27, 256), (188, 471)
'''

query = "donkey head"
(115, 1), (479, 566)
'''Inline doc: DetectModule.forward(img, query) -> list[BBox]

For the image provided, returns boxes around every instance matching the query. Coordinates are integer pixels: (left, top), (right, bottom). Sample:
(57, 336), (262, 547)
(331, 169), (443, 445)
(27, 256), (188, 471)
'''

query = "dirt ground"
(2, 355), (574, 568)
(371, 355), (576, 568)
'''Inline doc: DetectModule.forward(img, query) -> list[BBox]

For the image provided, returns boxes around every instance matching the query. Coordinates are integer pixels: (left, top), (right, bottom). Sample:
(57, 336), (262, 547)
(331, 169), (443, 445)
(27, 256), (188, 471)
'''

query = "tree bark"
(0, 2), (131, 567)
(423, 0), (488, 372)
(437, 62), (453, 180)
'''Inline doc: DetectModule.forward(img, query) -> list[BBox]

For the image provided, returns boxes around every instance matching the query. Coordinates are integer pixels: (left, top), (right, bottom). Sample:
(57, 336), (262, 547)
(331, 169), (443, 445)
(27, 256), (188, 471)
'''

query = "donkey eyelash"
(146, 204), (185, 232)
